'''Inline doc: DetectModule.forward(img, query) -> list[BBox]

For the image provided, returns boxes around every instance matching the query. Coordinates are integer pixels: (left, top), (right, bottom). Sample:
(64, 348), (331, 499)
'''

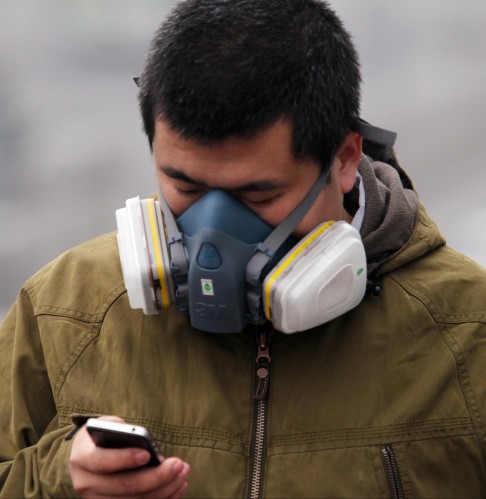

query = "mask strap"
(157, 190), (190, 310)
(245, 167), (330, 322)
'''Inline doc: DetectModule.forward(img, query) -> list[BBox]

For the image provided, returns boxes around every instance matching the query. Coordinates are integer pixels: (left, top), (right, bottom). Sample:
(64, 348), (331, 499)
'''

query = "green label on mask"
(201, 279), (215, 296)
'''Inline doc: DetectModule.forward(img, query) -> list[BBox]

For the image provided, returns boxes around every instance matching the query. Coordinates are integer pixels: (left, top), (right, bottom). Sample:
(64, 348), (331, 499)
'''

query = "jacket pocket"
(381, 444), (405, 499)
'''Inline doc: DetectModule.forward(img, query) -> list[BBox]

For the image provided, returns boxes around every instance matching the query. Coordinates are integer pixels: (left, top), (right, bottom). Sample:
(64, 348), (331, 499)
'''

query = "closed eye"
(241, 193), (280, 206)
(174, 186), (206, 195)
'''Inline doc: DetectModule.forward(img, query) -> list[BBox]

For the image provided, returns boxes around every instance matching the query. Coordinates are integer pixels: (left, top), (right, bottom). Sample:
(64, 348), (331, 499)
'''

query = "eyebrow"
(159, 165), (287, 192)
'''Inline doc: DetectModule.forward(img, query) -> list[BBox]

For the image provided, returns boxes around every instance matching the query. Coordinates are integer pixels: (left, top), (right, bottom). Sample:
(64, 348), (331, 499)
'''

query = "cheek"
(291, 212), (323, 238)
(158, 182), (191, 218)
(244, 196), (306, 231)
(248, 188), (331, 236)
(246, 205), (287, 229)
(291, 189), (339, 237)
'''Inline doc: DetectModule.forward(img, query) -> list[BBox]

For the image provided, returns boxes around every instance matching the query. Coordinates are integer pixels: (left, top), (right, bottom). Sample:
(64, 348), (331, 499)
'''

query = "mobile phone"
(86, 418), (161, 467)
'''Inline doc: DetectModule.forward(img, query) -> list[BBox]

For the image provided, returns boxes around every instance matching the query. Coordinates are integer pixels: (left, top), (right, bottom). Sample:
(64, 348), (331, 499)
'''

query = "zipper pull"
(254, 327), (272, 400)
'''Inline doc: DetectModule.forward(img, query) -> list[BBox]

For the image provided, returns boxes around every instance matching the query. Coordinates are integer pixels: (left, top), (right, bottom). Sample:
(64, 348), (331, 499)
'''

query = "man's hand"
(69, 417), (190, 499)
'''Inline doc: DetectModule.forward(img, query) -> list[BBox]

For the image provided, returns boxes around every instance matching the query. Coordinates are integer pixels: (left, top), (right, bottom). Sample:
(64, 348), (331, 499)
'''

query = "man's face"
(153, 119), (360, 238)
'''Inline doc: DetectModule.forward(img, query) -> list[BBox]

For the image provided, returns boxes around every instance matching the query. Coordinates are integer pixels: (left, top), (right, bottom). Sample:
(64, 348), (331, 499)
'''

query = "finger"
(70, 453), (152, 498)
(76, 457), (189, 498)
(168, 464), (191, 499)
(167, 479), (190, 499)
(142, 460), (191, 499)
(72, 426), (155, 474)
(97, 415), (126, 423)
(90, 447), (156, 474)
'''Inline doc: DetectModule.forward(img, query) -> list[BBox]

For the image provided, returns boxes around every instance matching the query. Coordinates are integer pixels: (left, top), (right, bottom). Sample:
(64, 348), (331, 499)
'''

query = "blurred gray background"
(1, 0), (485, 320)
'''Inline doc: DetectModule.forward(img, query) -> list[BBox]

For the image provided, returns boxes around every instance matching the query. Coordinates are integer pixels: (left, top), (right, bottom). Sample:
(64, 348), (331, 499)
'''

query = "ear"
(333, 131), (362, 194)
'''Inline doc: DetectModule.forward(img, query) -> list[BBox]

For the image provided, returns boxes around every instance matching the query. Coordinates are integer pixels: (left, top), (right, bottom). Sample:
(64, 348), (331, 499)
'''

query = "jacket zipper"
(380, 444), (405, 499)
(248, 325), (273, 499)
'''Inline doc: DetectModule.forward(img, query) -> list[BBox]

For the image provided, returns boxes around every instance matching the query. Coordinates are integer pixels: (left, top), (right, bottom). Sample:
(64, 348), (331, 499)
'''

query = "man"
(1, 0), (485, 497)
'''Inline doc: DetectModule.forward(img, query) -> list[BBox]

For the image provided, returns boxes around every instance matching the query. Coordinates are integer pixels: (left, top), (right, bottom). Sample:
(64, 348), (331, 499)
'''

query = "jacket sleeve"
(463, 317), (486, 463)
(0, 287), (78, 498)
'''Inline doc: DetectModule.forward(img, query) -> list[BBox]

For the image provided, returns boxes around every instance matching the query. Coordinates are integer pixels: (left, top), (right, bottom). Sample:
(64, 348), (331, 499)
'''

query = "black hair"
(138, 0), (361, 171)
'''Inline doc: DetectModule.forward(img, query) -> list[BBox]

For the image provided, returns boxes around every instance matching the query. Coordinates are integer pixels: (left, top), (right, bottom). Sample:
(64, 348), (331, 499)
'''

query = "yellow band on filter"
(146, 200), (171, 308)
(263, 221), (335, 320)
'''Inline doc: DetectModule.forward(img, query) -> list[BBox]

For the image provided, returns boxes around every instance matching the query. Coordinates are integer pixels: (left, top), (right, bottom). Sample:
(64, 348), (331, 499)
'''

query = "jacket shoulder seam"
(387, 273), (486, 452)
(52, 285), (127, 398)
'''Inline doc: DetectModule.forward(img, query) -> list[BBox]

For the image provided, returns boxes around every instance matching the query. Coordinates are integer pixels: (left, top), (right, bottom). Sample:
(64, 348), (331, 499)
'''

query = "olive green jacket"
(1, 201), (486, 498)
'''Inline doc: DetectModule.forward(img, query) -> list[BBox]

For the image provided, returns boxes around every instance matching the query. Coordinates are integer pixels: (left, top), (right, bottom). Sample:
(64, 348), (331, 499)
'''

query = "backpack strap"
(353, 118), (413, 190)
(352, 117), (397, 146)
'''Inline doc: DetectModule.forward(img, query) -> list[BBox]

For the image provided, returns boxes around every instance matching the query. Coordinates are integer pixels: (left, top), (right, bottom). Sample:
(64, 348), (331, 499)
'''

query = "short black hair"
(138, 0), (361, 171)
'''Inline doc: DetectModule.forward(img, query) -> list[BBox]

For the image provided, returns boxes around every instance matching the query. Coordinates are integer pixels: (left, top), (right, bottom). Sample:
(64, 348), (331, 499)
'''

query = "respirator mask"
(115, 165), (367, 334)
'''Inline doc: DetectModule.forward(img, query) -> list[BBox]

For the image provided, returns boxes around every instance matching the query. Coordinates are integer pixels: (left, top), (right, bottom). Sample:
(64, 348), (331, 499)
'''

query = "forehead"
(152, 118), (311, 186)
